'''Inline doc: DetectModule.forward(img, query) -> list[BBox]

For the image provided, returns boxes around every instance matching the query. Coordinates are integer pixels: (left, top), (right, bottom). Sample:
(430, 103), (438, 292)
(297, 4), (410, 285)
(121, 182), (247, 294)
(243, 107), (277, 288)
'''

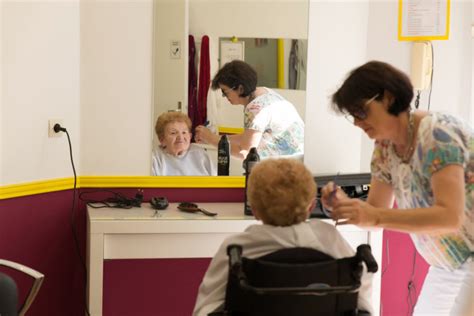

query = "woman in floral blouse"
(195, 60), (304, 160)
(321, 61), (473, 315)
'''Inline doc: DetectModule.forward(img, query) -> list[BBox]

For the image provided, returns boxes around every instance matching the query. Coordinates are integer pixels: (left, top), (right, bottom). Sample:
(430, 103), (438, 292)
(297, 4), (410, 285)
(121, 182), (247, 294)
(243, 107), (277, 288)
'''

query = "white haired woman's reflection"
(152, 112), (216, 176)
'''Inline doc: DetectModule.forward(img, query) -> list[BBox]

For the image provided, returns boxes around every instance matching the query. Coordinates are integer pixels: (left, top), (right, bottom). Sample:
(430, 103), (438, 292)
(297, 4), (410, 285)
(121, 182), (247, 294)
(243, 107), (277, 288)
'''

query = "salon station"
(0, 1), (472, 316)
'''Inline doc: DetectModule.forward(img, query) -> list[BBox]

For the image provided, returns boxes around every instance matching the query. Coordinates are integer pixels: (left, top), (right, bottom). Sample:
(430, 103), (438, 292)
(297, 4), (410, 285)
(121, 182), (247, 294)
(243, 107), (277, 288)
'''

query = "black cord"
(427, 41), (434, 110)
(79, 189), (143, 209)
(381, 236), (390, 277)
(62, 128), (91, 316)
(407, 249), (418, 316)
(379, 235), (390, 316)
(414, 90), (421, 109)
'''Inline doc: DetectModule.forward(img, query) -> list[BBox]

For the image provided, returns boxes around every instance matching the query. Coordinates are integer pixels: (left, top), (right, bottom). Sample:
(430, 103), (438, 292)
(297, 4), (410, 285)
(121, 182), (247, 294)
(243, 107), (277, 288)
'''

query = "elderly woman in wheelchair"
(193, 159), (377, 316)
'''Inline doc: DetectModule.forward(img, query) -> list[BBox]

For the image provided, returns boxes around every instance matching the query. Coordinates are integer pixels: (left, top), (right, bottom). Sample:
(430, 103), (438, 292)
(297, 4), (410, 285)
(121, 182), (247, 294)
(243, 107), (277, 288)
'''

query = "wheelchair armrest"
(356, 245), (378, 273)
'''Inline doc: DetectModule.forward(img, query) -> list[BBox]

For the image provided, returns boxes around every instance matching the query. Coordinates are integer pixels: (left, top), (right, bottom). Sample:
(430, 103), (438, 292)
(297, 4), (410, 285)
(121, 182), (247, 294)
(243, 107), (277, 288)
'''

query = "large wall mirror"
(152, 0), (309, 176)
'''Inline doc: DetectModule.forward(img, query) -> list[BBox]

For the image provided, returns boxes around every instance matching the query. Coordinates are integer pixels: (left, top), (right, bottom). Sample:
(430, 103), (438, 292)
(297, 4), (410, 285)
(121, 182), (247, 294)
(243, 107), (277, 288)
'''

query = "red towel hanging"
(188, 35), (198, 132)
(197, 35), (210, 127)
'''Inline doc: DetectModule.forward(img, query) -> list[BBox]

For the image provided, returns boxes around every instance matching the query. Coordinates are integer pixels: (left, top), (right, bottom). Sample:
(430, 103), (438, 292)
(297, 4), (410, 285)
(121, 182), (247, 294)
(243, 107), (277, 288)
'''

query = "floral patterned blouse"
(244, 88), (304, 159)
(371, 112), (473, 270)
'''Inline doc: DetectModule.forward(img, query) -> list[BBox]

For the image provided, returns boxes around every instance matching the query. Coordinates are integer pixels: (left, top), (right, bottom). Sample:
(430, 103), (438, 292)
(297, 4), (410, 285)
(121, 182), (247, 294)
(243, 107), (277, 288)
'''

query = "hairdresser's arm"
(195, 126), (220, 146)
(365, 178), (395, 208)
(331, 165), (465, 234)
(194, 126), (262, 160)
(227, 129), (262, 160)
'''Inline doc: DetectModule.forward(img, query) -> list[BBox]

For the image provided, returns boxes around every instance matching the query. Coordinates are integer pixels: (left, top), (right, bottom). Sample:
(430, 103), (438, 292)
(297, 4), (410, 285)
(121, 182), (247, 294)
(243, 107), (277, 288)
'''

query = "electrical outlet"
(48, 119), (64, 137)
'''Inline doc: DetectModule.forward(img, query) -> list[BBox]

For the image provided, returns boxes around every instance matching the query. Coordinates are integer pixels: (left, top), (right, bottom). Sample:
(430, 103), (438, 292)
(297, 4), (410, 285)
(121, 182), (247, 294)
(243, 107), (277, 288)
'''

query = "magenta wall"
(0, 188), (242, 316)
(1, 187), (429, 315)
(380, 230), (429, 315)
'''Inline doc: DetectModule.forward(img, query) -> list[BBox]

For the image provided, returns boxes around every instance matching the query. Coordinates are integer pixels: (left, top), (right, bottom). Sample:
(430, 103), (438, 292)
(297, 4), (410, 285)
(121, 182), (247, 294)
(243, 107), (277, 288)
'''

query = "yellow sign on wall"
(398, 0), (450, 41)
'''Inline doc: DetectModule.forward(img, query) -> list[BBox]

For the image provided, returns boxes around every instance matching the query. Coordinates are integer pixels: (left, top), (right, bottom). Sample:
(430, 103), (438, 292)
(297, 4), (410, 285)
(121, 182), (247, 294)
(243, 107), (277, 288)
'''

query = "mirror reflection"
(219, 37), (307, 91)
(152, 112), (216, 176)
(152, 0), (309, 176)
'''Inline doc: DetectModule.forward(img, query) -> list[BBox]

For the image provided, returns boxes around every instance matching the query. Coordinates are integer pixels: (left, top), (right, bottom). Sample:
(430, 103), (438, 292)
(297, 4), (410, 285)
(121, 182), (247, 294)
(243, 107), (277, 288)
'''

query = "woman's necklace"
(394, 111), (416, 163)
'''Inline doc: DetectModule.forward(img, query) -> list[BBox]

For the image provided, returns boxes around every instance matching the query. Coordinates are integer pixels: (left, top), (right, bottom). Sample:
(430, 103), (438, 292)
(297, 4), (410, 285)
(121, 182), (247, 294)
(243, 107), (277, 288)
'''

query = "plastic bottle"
(217, 135), (230, 176)
(243, 147), (260, 215)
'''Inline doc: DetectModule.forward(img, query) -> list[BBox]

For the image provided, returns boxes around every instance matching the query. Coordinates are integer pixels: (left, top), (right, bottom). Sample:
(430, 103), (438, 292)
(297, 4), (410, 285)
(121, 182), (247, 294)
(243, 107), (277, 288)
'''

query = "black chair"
(211, 244), (378, 316)
(0, 260), (44, 316)
(0, 272), (18, 316)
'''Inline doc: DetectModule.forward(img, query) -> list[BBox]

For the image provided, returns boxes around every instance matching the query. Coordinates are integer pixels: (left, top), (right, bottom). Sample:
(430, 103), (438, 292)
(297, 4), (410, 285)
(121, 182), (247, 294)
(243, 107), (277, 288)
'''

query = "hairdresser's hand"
(331, 198), (379, 227)
(195, 126), (217, 145)
(320, 181), (349, 210)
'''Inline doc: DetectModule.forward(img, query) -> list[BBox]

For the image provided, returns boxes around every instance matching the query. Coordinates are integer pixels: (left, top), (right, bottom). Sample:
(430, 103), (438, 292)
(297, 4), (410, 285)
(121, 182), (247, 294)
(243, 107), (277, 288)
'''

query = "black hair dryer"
(243, 147), (260, 216)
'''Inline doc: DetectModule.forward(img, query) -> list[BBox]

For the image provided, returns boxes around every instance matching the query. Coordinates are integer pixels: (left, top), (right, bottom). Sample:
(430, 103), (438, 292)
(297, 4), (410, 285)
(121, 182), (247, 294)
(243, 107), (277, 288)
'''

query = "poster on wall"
(220, 41), (245, 67)
(398, 0), (450, 41)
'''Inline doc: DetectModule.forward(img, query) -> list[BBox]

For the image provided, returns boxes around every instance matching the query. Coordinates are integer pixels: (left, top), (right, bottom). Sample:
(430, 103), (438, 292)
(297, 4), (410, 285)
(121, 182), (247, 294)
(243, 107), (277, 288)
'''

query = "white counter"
(87, 202), (382, 315)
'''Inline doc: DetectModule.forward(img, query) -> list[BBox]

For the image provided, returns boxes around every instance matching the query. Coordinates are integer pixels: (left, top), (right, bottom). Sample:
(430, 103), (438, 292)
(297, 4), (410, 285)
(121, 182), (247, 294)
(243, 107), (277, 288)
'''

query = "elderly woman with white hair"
(152, 112), (216, 176)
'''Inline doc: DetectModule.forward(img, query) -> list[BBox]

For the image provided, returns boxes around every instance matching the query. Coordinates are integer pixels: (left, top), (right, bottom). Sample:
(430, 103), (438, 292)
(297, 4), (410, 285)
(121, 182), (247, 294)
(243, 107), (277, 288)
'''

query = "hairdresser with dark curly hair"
(195, 60), (304, 160)
(321, 61), (473, 315)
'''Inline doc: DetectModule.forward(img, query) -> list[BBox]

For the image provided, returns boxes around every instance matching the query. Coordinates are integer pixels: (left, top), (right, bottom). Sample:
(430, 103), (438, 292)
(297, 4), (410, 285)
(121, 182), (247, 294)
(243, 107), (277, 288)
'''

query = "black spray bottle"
(243, 147), (260, 215)
(217, 135), (230, 176)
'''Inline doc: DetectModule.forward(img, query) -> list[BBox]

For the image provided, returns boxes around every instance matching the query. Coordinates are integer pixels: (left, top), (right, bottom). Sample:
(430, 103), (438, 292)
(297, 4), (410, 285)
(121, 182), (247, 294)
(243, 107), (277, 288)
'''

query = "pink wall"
(380, 230), (429, 315)
(1, 187), (429, 315)
(0, 188), (242, 316)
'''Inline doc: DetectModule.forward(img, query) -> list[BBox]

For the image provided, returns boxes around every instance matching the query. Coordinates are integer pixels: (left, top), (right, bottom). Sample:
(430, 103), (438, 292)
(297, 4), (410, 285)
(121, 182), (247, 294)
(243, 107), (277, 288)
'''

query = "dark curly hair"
(332, 61), (414, 117)
(211, 60), (257, 97)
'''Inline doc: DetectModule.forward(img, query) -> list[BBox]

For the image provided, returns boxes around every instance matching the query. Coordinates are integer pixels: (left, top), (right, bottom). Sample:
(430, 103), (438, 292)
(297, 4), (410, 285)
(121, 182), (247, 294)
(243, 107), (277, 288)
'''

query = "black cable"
(379, 236), (390, 316)
(381, 236), (390, 277)
(58, 126), (91, 316)
(414, 90), (421, 109)
(427, 41), (434, 110)
(79, 189), (143, 209)
(407, 249), (418, 316)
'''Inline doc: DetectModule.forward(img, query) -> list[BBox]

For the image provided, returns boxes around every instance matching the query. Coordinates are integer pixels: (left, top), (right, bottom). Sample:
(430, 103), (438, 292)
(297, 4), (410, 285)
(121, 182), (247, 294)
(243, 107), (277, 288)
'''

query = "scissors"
(321, 173), (339, 221)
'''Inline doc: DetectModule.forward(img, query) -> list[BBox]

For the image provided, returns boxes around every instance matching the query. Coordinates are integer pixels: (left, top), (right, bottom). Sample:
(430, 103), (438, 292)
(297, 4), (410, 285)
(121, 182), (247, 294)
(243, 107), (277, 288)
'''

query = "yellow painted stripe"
(218, 126), (244, 134)
(79, 176), (245, 188)
(0, 176), (246, 200)
(0, 178), (76, 200)
(277, 38), (284, 88)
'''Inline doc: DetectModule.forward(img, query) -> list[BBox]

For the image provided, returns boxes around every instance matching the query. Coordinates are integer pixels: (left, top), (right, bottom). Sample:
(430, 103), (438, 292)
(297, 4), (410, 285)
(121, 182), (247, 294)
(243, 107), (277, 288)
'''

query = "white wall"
(1, 0), (471, 185)
(153, 0), (188, 116)
(305, 0), (472, 176)
(80, 0), (153, 175)
(471, 1), (474, 124)
(360, 0), (472, 171)
(189, 0), (309, 129)
(1, 1), (80, 185)
(0, 1), (3, 184)
(305, 1), (370, 175)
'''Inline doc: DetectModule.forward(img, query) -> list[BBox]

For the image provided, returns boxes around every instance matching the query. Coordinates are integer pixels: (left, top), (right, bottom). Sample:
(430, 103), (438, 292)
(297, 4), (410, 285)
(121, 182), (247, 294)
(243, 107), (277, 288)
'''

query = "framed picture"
(220, 40), (245, 67)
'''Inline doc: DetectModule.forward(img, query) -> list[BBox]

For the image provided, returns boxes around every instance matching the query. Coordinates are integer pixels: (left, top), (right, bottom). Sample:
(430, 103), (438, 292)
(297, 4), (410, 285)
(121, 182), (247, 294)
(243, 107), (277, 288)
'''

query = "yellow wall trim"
(218, 126), (244, 135)
(277, 38), (284, 88)
(1, 176), (245, 200)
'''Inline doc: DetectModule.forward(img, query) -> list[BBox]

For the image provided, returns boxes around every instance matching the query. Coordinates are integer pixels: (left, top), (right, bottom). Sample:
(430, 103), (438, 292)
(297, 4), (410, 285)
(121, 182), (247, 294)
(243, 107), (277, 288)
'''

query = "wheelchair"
(210, 244), (378, 316)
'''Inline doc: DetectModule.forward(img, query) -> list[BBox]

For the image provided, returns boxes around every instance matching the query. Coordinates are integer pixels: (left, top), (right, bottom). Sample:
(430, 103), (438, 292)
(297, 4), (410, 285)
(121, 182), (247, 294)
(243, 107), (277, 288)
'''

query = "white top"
(244, 88), (304, 159)
(193, 220), (373, 316)
(151, 143), (216, 176)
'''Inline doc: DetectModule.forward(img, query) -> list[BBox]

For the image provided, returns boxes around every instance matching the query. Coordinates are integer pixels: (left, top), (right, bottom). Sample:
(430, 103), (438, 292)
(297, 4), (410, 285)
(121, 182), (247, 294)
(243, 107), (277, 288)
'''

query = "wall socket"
(48, 119), (64, 138)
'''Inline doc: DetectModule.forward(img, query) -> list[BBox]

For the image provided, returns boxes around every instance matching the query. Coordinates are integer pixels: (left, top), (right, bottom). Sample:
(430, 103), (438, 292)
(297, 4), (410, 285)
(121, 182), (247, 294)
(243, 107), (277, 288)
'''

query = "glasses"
(221, 86), (236, 98)
(344, 94), (379, 124)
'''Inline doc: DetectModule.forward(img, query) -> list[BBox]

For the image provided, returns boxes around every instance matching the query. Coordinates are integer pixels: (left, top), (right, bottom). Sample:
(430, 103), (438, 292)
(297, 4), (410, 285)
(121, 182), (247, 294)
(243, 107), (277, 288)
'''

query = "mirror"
(152, 0), (309, 176)
(219, 37), (307, 91)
